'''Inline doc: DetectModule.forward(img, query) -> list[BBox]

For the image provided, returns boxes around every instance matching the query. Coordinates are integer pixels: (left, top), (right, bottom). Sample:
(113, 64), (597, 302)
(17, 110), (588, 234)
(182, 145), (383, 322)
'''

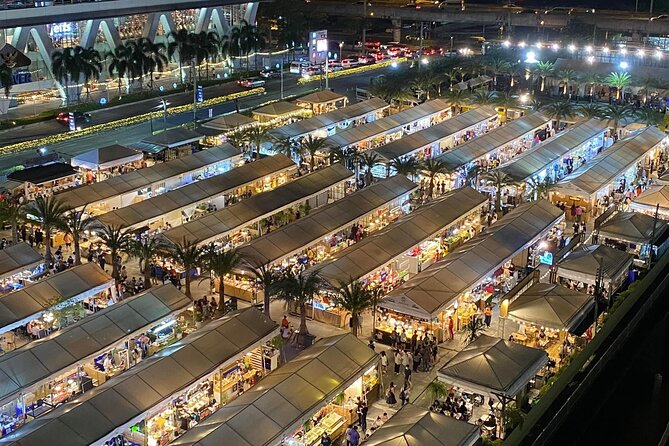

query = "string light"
(297, 58), (406, 85)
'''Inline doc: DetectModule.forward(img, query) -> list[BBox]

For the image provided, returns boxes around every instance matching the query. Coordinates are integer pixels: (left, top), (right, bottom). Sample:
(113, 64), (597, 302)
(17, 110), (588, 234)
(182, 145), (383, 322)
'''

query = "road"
(0, 66), (388, 173)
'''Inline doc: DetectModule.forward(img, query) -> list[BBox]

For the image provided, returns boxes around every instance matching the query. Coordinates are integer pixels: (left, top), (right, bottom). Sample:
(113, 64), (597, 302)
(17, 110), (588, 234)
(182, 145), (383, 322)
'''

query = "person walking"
(386, 382), (397, 406)
(404, 364), (412, 387)
(380, 351), (388, 374)
(448, 315), (455, 340)
(400, 386), (409, 406)
(393, 350), (402, 375)
(347, 425), (360, 446)
(358, 402), (368, 433)
(484, 306), (492, 328)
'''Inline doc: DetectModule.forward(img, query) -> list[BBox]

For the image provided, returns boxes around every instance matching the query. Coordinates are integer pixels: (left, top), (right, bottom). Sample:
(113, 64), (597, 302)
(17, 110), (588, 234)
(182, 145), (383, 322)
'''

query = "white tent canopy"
(70, 145), (143, 170)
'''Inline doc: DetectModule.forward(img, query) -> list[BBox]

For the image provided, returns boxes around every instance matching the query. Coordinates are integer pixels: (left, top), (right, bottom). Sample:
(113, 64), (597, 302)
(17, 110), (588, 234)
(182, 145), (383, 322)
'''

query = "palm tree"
(247, 258), (280, 318)
(272, 136), (296, 159)
(581, 72), (602, 101)
(602, 104), (636, 137)
(203, 247), (242, 315)
(332, 279), (376, 337)
(556, 69), (576, 96)
(51, 47), (82, 105)
(470, 89), (496, 107)
(243, 126), (270, 160)
(443, 89), (470, 115)
(168, 237), (204, 299)
(368, 78), (414, 111)
(604, 71), (632, 101)
(300, 135), (330, 171)
(526, 176), (554, 201)
(636, 75), (662, 104)
(577, 103), (603, 119)
(24, 196), (68, 263)
(483, 170), (512, 216)
(139, 38), (168, 89)
(359, 152), (380, 186)
(167, 29), (194, 85)
(485, 57), (511, 87)
(0, 64), (13, 97)
(0, 200), (23, 243)
(528, 98), (543, 112)
(420, 158), (449, 199)
(330, 146), (359, 169)
(107, 44), (133, 96)
(390, 157), (419, 180)
(426, 380), (449, 401)
(635, 108), (665, 127)
(275, 268), (323, 335)
(128, 236), (164, 290)
(62, 206), (95, 265)
(464, 317), (487, 344)
(533, 61), (554, 92)
(464, 164), (481, 190)
(192, 31), (220, 80)
(541, 100), (574, 129)
(411, 71), (442, 100)
(79, 47), (102, 101)
(97, 224), (132, 282)
(494, 91), (517, 123)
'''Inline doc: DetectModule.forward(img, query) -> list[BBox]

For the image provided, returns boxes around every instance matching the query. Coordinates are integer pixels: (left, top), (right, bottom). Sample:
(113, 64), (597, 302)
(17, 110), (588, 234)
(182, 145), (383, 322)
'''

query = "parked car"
(55, 111), (91, 126)
(237, 78), (266, 87)
(259, 69), (280, 78)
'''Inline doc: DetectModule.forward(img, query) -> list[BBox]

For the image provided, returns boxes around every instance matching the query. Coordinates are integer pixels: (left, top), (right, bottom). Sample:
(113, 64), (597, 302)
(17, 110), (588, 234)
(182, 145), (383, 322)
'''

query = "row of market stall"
(0, 243), (45, 295)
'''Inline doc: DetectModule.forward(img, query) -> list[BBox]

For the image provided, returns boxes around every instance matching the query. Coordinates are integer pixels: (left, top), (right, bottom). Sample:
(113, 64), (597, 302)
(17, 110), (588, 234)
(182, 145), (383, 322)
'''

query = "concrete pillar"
(143, 13), (176, 41)
(392, 19), (401, 42)
(80, 19), (121, 50)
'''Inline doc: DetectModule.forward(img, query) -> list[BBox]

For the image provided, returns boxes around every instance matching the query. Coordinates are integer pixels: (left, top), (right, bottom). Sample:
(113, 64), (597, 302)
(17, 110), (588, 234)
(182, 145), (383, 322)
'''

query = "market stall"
(557, 244), (635, 298)
(133, 129), (205, 161)
(268, 98), (389, 141)
(631, 185), (669, 218)
(0, 308), (279, 446)
(0, 284), (192, 437)
(295, 90), (348, 115)
(95, 154), (296, 232)
(0, 262), (115, 337)
(55, 145), (242, 214)
(0, 243), (45, 294)
(252, 101), (307, 124)
(233, 175), (418, 305)
(363, 404), (480, 446)
(202, 112), (257, 134)
(7, 162), (80, 200)
(434, 113), (550, 190)
(373, 106), (499, 168)
(70, 145), (144, 182)
(379, 200), (564, 339)
(498, 119), (608, 197)
(437, 335), (548, 438)
(312, 187), (487, 332)
(159, 164), (353, 248)
(596, 211), (668, 264)
(324, 99), (451, 151)
(166, 333), (379, 446)
(550, 126), (668, 218)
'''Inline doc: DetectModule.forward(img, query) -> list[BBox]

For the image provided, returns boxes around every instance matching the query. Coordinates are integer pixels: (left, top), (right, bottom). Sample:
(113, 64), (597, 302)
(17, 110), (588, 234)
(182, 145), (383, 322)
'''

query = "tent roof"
(438, 335), (548, 397)
(324, 99), (450, 149)
(55, 145), (240, 210)
(268, 98), (389, 141)
(508, 283), (594, 332)
(252, 101), (302, 117)
(498, 119), (607, 182)
(557, 244), (634, 285)
(0, 308), (277, 446)
(96, 155), (295, 229)
(374, 106), (498, 161)
(140, 128), (204, 149)
(237, 175), (417, 268)
(436, 113), (550, 171)
(363, 404), (479, 446)
(314, 187), (487, 287)
(203, 113), (257, 131)
(0, 243), (43, 281)
(552, 127), (666, 199)
(167, 333), (378, 446)
(161, 164), (353, 246)
(7, 163), (77, 185)
(380, 200), (563, 319)
(70, 145), (143, 171)
(0, 263), (113, 334)
(297, 90), (347, 105)
(0, 284), (190, 406)
(632, 185), (669, 213)
(598, 211), (668, 244)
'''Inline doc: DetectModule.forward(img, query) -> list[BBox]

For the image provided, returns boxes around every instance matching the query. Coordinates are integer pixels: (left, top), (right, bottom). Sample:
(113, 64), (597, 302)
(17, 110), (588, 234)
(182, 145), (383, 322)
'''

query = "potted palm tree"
(419, 158), (449, 199)
(24, 196), (68, 264)
(274, 269), (322, 345)
(0, 200), (24, 244)
(167, 237), (204, 299)
(128, 236), (164, 290)
(202, 246), (243, 316)
(247, 258), (280, 319)
(482, 170), (512, 217)
(332, 279), (376, 337)
(62, 205), (95, 266)
(299, 135), (330, 172)
(97, 223), (131, 282)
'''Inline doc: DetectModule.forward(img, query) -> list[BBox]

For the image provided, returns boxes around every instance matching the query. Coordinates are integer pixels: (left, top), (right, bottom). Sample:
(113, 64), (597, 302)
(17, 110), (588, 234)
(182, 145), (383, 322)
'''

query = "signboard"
(309, 30), (328, 65)
(48, 22), (79, 40)
(11, 72), (32, 85)
(196, 85), (203, 103)
(539, 251), (553, 265)
(68, 112), (76, 131)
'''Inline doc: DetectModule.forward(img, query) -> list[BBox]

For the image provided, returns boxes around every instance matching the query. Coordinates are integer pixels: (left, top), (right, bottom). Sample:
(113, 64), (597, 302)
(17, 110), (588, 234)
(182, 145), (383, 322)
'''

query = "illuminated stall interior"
(295, 90), (348, 115)
(0, 243), (45, 295)
(252, 101), (309, 124)
(0, 308), (279, 446)
(434, 112), (550, 191)
(166, 333), (379, 446)
(232, 175), (418, 305)
(133, 128), (205, 162)
(268, 98), (389, 141)
(0, 285), (192, 437)
(595, 211), (669, 265)
(70, 145), (144, 183)
(373, 106), (499, 176)
(378, 200), (564, 344)
(7, 162), (80, 200)
(312, 187), (487, 331)
(497, 119), (608, 200)
(324, 99), (452, 152)
(54, 144), (242, 214)
(94, 155), (296, 232)
(550, 126), (667, 219)
(0, 263), (115, 341)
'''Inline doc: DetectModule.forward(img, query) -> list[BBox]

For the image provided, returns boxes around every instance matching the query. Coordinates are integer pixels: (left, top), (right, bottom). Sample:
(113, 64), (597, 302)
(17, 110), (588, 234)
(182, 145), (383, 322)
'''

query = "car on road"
(237, 78), (266, 88)
(259, 69), (280, 79)
(55, 111), (91, 126)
